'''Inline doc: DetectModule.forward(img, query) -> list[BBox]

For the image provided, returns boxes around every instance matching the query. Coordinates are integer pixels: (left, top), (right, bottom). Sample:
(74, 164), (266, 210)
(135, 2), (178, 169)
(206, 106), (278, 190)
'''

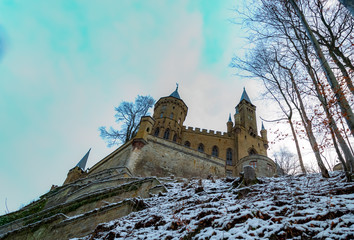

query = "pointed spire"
(239, 87), (252, 104)
(169, 83), (181, 99)
(228, 113), (232, 122)
(76, 148), (91, 170)
(261, 122), (265, 130)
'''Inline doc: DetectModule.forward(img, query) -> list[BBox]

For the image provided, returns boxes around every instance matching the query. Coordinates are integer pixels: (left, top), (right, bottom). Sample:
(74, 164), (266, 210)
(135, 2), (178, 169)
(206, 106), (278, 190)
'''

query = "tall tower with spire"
(152, 84), (188, 143)
(235, 88), (258, 136)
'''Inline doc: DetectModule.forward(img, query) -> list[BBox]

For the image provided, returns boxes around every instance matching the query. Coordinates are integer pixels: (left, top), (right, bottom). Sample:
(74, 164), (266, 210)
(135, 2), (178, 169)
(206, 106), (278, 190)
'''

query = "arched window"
(154, 127), (160, 137)
(249, 148), (257, 155)
(160, 112), (164, 118)
(170, 113), (174, 119)
(198, 143), (204, 153)
(163, 128), (170, 140)
(173, 134), (177, 142)
(212, 146), (219, 157)
(184, 141), (191, 148)
(226, 148), (232, 165)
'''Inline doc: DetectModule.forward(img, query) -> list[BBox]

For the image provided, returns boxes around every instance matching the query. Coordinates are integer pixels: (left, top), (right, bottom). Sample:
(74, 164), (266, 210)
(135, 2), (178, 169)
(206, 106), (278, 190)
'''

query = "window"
(160, 112), (163, 118)
(250, 161), (257, 168)
(170, 113), (174, 119)
(198, 143), (204, 153)
(163, 128), (170, 140)
(226, 170), (233, 177)
(212, 146), (218, 157)
(154, 128), (160, 137)
(173, 134), (177, 142)
(249, 148), (257, 155)
(226, 148), (232, 165)
(184, 141), (191, 148)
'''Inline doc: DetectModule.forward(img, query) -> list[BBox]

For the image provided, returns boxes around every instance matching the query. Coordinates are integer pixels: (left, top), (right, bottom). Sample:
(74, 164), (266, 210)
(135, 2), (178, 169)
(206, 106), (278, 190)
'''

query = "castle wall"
(89, 141), (133, 175)
(181, 127), (234, 160)
(132, 135), (226, 178)
(236, 155), (276, 177)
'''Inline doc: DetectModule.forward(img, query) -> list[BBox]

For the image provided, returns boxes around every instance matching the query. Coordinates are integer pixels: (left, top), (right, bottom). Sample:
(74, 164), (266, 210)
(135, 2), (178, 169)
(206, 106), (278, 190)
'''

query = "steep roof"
(169, 84), (181, 99)
(76, 148), (91, 170)
(239, 87), (252, 104)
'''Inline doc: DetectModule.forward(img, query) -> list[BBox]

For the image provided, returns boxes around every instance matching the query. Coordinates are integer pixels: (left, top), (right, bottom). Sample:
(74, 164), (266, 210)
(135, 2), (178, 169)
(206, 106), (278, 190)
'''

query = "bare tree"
(287, 0), (354, 137)
(99, 95), (155, 147)
(273, 146), (300, 175)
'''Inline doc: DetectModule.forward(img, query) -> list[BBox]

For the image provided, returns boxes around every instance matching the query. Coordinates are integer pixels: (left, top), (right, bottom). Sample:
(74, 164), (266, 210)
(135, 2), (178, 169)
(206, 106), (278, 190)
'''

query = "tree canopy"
(99, 95), (155, 147)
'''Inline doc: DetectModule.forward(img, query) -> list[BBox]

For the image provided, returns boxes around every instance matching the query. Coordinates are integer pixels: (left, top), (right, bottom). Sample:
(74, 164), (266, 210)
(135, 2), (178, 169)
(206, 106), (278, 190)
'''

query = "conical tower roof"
(169, 84), (181, 99)
(239, 87), (251, 104)
(228, 113), (232, 122)
(76, 148), (91, 170)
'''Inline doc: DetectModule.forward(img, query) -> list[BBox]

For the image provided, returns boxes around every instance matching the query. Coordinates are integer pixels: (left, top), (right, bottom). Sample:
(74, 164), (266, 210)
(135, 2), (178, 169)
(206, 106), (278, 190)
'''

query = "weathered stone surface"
(0, 177), (166, 238)
(243, 166), (256, 186)
(1, 199), (145, 240)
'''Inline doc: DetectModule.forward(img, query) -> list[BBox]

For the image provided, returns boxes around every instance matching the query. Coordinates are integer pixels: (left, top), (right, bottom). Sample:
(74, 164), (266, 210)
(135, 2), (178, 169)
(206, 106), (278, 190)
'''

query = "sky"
(0, 0), (324, 214)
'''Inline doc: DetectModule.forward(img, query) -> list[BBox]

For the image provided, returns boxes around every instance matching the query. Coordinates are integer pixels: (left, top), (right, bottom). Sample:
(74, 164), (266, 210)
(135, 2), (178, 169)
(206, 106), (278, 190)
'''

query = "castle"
(65, 86), (276, 183)
(0, 86), (276, 240)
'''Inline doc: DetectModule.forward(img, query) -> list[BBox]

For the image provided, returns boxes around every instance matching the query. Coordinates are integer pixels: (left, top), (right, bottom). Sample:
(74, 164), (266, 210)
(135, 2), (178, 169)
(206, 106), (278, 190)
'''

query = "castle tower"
(63, 148), (90, 185)
(152, 85), (188, 143)
(260, 122), (269, 149)
(227, 113), (233, 136)
(235, 88), (257, 137)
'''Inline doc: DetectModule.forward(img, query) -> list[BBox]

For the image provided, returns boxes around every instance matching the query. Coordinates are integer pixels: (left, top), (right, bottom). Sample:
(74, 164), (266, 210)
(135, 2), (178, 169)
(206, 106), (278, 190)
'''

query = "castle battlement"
(182, 126), (229, 138)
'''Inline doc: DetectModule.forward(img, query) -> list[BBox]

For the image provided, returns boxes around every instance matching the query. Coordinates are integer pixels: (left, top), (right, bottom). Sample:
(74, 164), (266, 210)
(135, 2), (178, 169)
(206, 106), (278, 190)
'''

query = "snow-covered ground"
(76, 172), (354, 240)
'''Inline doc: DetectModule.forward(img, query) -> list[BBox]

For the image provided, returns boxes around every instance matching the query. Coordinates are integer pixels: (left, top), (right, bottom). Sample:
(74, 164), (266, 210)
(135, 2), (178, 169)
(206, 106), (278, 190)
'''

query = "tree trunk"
(287, 69), (330, 178)
(288, 0), (354, 137)
(288, 118), (307, 174)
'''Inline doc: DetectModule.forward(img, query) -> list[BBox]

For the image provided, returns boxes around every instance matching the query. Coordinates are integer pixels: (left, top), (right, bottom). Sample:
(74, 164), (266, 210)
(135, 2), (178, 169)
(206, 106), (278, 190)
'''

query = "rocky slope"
(76, 172), (354, 240)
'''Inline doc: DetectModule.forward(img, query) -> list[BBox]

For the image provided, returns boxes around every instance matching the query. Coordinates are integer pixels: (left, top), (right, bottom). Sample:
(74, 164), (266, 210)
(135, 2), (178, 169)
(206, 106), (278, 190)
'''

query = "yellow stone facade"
(151, 87), (272, 177)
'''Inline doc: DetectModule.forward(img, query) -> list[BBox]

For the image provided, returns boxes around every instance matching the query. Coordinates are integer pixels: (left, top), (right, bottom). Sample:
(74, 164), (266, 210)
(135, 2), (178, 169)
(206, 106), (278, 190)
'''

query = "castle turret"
(152, 84), (188, 143)
(260, 122), (269, 150)
(227, 113), (233, 136)
(134, 116), (155, 143)
(63, 149), (90, 185)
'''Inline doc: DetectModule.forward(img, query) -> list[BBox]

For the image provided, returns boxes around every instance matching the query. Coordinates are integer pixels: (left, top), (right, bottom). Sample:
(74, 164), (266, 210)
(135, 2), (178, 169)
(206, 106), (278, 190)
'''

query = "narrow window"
(160, 112), (163, 118)
(163, 128), (170, 140)
(184, 141), (191, 148)
(170, 113), (174, 119)
(212, 146), (219, 157)
(173, 134), (177, 142)
(198, 143), (204, 153)
(226, 148), (232, 165)
(154, 127), (160, 137)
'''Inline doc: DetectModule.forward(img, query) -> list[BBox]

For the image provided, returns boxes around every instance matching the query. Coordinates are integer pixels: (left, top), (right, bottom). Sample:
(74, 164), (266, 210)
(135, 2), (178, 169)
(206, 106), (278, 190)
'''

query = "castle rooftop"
(169, 84), (181, 99)
(240, 87), (251, 104)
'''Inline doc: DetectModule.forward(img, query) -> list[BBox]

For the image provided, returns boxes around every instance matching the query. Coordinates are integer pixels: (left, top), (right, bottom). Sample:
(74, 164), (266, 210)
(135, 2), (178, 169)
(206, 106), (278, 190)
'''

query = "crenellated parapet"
(182, 126), (230, 138)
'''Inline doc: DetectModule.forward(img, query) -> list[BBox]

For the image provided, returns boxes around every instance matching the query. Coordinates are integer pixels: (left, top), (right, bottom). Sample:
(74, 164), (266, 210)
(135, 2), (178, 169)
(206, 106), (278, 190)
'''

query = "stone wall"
(236, 154), (276, 177)
(128, 136), (226, 178)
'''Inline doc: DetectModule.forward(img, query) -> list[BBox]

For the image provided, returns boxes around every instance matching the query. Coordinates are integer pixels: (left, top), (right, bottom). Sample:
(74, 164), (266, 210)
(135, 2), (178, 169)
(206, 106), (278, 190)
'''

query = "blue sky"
(0, 0), (281, 213)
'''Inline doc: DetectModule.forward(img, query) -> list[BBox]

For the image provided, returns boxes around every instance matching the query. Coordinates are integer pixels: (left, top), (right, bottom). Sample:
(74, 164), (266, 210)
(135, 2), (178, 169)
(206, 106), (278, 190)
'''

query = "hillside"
(76, 172), (354, 240)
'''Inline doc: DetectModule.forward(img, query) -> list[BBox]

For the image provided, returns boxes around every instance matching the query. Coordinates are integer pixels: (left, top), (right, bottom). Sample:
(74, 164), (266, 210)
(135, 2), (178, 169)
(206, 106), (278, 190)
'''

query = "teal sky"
(0, 0), (275, 213)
